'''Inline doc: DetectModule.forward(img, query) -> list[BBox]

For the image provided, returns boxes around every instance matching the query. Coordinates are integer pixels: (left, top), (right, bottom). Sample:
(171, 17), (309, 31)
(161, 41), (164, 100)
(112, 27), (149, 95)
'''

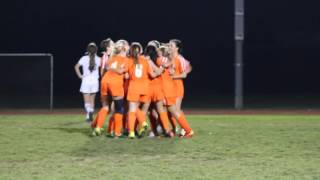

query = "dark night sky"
(1, 0), (320, 107)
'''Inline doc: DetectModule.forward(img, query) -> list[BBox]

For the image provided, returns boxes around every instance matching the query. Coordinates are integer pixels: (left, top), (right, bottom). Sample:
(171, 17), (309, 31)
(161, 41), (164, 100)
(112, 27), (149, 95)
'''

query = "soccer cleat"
(93, 127), (102, 136)
(138, 122), (149, 138)
(128, 132), (135, 139)
(106, 131), (114, 138)
(179, 130), (194, 138)
(91, 130), (97, 137)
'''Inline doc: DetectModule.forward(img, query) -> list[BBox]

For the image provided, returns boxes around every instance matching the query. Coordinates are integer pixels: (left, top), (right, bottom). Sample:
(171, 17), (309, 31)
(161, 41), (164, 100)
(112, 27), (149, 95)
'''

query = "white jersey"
(78, 55), (101, 80)
(78, 55), (100, 93)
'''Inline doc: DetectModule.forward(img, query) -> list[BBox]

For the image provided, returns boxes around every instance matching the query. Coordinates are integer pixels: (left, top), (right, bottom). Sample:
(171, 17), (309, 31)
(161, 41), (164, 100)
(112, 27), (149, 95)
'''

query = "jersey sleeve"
(78, 56), (85, 66)
(178, 55), (189, 72)
(147, 60), (154, 75)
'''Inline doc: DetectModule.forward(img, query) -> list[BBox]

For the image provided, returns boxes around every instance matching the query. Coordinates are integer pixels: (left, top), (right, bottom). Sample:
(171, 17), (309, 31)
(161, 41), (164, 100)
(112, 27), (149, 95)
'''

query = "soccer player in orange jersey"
(91, 40), (129, 137)
(126, 42), (164, 139)
(157, 45), (194, 138)
(168, 39), (192, 134)
(169, 39), (192, 109)
(144, 41), (175, 138)
(98, 38), (116, 136)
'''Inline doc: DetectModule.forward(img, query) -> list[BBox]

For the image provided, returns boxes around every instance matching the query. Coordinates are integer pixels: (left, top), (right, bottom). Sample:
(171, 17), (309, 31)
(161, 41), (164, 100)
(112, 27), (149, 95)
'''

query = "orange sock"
(169, 115), (177, 130)
(128, 112), (136, 133)
(159, 111), (170, 132)
(114, 113), (123, 136)
(177, 113), (192, 133)
(91, 113), (99, 128)
(107, 115), (114, 133)
(136, 109), (146, 127)
(96, 108), (109, 128)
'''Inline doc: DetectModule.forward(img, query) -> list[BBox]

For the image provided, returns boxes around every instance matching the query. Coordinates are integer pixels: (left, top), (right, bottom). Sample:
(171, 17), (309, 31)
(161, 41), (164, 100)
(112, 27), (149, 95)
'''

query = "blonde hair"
(113, 39), (128, 55)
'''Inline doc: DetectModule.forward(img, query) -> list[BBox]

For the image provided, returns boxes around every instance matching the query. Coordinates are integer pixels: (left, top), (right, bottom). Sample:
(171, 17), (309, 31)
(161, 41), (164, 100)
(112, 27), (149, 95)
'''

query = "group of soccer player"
(74, 39), (193, 139)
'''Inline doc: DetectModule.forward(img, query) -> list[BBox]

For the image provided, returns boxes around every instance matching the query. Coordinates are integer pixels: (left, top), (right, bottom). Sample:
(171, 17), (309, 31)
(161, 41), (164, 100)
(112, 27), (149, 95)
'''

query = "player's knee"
(114, 99), (124, 114)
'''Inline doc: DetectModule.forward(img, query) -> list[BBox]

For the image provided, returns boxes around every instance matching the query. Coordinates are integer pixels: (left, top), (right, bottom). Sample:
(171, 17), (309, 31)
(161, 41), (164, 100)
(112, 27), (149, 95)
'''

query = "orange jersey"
(127, 56), (152, 95)
(156, 57), (177, 98)
(172, 55), (184, 97)
(149, 62), (164, 102)
(104, 55), (129, 85)
(100, 55), (128, 97)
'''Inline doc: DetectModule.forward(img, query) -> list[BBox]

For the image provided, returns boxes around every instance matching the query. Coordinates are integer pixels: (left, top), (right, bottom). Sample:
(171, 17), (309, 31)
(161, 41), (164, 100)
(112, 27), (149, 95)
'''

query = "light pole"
(235, 0), (245, 109)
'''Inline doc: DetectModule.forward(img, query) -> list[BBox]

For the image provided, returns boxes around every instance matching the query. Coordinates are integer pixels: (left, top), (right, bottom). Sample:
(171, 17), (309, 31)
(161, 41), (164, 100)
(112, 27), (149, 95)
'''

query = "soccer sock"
(169, 114), (177, 130)
(96, 108), (109, 128)
(177, 112), (192, 134)
(128, 112), (136, 133)
(114, 113), (123, 136)
(91, 113), (98, 128)
(84, 103), (91, 118)
(136, 109), (146, 127)
(107, 115), (114, 134)
(159, 111), (170, 132)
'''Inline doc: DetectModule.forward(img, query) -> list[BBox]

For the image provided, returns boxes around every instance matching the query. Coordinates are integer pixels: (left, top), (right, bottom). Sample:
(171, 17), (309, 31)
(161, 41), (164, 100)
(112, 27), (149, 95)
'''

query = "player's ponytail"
(130, 42), (143, 65)
(87, 42), (98, 72)
(145, 40), (159, 63)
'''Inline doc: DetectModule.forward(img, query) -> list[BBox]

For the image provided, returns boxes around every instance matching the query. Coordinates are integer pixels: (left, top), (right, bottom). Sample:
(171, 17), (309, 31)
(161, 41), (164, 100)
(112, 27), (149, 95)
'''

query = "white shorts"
(80, 78), (99, 94)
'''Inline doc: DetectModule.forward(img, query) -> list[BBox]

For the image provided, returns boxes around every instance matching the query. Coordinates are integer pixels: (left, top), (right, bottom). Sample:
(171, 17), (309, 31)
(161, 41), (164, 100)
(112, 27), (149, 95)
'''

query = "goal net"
(0, 54), (53, 110)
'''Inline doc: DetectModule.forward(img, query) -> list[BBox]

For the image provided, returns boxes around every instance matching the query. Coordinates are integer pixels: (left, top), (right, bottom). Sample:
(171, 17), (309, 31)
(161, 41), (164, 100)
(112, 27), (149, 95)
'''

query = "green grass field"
(0, 114), (320, 179)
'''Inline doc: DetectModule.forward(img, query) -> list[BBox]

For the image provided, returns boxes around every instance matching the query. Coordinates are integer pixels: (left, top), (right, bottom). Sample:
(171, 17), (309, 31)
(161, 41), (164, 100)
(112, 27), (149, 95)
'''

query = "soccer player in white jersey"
(74, 42), (101, 122)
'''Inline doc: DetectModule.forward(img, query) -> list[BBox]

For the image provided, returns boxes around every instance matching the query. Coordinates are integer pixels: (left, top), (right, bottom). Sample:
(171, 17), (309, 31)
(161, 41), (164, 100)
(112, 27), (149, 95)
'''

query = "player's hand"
(158, 66), (164, 75)
(169, 68), (175, 75)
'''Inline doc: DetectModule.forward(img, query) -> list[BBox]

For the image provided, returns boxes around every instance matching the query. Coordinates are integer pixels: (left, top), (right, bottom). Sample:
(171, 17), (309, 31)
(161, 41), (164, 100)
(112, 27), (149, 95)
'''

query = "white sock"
(84, 103), (91, 112)
(84, 103), (91, 117)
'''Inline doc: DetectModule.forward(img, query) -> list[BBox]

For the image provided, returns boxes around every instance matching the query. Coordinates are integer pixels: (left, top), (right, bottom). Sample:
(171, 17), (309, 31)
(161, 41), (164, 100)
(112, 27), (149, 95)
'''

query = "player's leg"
(127, 101), (138, 138)
(169, 97), (183, 133)
(83, 93), (92, 122)
(136, 97), (151, 137)
(87, 93), (96, 122)
(91, 95), (109, 136)
(166, 98), (193, 138)
(112, 97), (125, 138)
(155, 100), (174, 137)
(148, 105), (159, 137)
(106, 101), (115, 136)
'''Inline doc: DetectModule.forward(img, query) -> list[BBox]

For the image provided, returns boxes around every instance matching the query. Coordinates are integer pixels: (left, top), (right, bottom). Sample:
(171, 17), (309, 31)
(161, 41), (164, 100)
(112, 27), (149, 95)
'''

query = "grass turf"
(0, 115), (320, 179)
